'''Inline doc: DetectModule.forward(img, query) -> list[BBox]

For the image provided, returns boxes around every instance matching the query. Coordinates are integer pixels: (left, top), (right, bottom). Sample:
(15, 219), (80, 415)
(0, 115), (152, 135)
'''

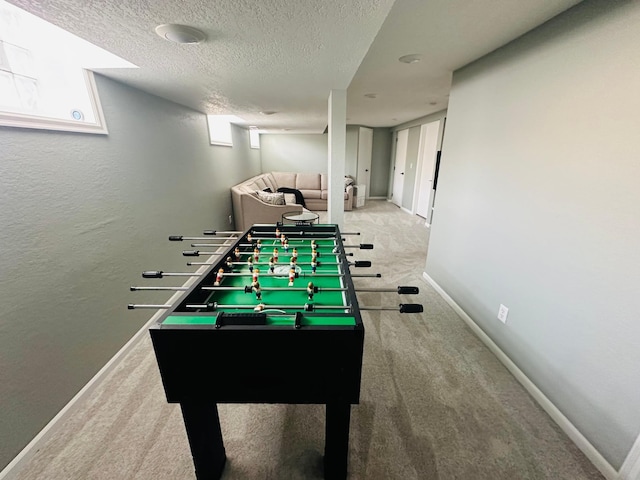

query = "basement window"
(0, 0), (136, 134)
(249, 127), (260, 149)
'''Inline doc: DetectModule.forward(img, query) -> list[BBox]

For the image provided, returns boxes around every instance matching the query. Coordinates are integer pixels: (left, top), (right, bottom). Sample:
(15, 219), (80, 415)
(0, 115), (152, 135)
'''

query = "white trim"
(0, 70), (109, 135)
(619, 434), (640, 480)
(421, 271), (619, 480)
(0, 244), (233, 480)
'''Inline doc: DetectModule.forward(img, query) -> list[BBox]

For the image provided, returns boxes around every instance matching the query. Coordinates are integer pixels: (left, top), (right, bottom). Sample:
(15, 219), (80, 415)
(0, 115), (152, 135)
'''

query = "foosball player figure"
(311, 258), (317, 274)
(252, 282), (262, 301)
(273, 247), (279, 262)
(247, 256), (254, 272)
(283, 238), (289, 252)
(254, 302), (265, 312)
(233, 247), (242, 261)
(280, 233), (287, 246)
(289, 256), (297, 270)
(311, 240), (318, 252)
(292, 248), (298, 261)
(256, 239), (262, 252)
(225, 256), (234, 271)
(269, 257), (275, 273)
(252, 268), (260, 286)
(214, 268), (224, 286)
(288, 268), (295, 287)
(275, 227), (281, 238)
(253, 247), (260, 262)
(247, 233), (252, 243)
(307, 282), (314, 300)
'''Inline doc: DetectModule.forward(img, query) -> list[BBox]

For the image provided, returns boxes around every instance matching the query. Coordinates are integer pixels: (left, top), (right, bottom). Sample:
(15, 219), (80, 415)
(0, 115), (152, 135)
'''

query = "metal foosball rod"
(201, 285), (419, 294)
(128, 302), (423, 313)
(198, 272), (382, 279)
(183, 302), (423, 313)
(203, 230), (243, 235)
(141, 270), (204, 278)
(130, 286), (189, 291)
(190, 247), (354, 256)
(169, 236), (238, 242)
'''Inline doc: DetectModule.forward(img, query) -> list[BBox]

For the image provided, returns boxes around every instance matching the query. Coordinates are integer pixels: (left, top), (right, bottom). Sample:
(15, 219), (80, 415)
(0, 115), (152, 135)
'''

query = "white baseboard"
(619, 434), (640, 480)
(421, 272), (619, 480)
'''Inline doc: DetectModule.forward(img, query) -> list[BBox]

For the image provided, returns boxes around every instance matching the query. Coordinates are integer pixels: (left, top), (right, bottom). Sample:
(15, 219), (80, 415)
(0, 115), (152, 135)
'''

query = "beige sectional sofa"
(231, 172), (353, 231)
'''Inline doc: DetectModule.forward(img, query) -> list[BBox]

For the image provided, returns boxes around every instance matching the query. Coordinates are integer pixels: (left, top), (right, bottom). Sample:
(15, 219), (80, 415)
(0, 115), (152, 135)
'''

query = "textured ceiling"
(8, 0), (582, 133)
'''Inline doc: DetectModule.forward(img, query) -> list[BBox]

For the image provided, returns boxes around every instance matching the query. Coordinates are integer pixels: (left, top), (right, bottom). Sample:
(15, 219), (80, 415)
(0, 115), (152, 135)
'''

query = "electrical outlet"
(497, 304), (509, 324)
(228, 215), (233, 225)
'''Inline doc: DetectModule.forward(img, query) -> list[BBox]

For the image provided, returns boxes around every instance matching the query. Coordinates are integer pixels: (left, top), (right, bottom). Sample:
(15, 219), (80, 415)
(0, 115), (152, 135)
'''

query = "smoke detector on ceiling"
(155, 24), (206, 44)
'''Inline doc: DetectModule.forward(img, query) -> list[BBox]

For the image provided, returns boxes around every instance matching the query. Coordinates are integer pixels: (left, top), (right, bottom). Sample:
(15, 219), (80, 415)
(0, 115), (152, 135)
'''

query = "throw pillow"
(256, 190), (285, 205)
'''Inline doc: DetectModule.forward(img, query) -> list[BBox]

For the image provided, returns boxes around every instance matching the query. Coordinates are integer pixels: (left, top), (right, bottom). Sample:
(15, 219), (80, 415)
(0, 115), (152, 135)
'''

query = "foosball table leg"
(180, 402), (227, 480)
(324, 402), (351, 480)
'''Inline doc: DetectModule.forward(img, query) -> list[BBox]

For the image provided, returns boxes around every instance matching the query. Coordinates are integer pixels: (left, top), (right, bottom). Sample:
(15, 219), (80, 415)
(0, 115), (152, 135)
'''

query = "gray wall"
(425, 0), (640, 469)
(260, 129), (391, 197)
(0, 74), (259, 469)
(260, 133), (328, 173)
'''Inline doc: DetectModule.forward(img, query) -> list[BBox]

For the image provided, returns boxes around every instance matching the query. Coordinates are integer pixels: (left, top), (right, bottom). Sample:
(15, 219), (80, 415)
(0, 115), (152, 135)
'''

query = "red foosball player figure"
(307, 282), (314, 300)
(254, 303), (265, 312)
(275, 227), (281, 238)
(233, 247), (242, 261)
(292, 248), (298, 260)
(252, 282), (262, 301)
(214, 268), (224, 286)
(253, 248), (260, 262)
(252, 268), (260, 286)
(288, 268), (295, 287)
(269, 257), (275, 273)
(247, 256), (254, 272)
(280, 234), (287, 246)
(273, 247), (279, 262)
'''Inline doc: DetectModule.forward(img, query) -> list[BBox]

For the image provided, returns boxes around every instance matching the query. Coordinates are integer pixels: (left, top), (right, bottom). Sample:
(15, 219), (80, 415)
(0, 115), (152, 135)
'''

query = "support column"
(328, 89), (346, 228)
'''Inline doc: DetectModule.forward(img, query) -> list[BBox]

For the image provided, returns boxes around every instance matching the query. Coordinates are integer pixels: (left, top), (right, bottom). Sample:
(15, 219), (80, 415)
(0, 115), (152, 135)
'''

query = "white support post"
(328, 89), (346, 228)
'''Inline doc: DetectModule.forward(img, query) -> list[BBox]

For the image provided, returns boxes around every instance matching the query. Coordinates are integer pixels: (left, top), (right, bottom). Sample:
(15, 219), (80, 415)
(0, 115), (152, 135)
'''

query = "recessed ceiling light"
(259, 111), (277, 115)
(155, 24), (206, 44)
(364, 93), (377, 99)
(399, 54), (422, 64)
(429, 101), (437, 106)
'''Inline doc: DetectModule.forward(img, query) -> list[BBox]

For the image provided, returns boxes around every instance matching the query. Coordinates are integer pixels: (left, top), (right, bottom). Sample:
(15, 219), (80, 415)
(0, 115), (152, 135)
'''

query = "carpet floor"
(13, 200), (604, 480)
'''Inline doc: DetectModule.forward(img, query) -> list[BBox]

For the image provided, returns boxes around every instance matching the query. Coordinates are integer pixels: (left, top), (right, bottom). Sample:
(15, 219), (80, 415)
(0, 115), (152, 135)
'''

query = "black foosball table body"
(149, 224), (365, 480)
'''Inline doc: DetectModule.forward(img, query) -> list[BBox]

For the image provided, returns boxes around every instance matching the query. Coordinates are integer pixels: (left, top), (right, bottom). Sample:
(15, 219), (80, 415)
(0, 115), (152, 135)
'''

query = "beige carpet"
(13, 200), (603, 480)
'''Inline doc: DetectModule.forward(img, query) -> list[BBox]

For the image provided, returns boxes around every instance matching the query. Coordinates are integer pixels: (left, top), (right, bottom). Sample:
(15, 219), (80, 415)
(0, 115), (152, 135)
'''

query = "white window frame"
(0, 69), (108, 134)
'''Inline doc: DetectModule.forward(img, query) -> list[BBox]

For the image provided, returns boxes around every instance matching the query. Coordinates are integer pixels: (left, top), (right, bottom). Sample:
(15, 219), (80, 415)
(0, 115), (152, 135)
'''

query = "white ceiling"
(8, 0), (582, 133)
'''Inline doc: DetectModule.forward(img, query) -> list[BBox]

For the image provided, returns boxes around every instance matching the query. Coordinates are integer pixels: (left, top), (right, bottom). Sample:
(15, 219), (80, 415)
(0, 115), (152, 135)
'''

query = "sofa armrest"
(238, 193), (303, 231)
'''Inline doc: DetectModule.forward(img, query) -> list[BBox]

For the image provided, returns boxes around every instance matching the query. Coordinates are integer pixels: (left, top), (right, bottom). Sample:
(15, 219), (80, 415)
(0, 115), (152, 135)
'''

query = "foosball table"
(129, 223), (422, 480)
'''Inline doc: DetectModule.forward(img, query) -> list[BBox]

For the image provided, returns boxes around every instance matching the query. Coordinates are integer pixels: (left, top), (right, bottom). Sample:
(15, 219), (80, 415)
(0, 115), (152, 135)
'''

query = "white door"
(415, 120), (441, 219)
(356, 127), (373, 197)
(392, 129), (408, 207)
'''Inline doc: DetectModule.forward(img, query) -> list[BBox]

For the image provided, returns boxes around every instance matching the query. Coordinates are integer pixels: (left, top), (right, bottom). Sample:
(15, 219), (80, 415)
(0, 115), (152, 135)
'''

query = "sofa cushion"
(256, 190), (285, 205)
(296, 173), (321, 190)
(272, 172), (297, 189)
(262, 174), (278, 192)
(299, 189), (321, 199)
(321, 190), (350, 200)
(254, 177), (268, 190)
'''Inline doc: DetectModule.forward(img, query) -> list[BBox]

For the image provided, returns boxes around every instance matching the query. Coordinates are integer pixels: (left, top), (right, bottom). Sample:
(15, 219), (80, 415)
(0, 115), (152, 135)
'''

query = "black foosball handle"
(398, 286), (419, 294)
(168, 236), (183, 241)
(183, 250), (200, 256)
(359, 244), (374, 249)
(399, 304), (423, 313)
(142, 270), (163, 278)
(353, 261), (371, 267)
